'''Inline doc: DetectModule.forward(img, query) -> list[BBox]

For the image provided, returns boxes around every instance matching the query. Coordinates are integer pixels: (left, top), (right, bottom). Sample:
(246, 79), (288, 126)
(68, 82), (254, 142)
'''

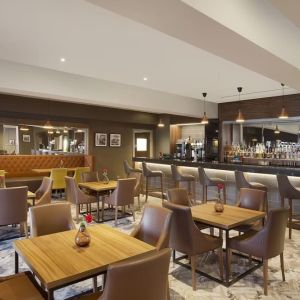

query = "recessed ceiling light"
(60, 57), (66, 62)
(143, 77), (148, 81)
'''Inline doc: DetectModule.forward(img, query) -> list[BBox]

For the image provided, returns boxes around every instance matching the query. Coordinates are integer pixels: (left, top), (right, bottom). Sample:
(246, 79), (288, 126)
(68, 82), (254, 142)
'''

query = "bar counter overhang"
(133, 157), (300, 214)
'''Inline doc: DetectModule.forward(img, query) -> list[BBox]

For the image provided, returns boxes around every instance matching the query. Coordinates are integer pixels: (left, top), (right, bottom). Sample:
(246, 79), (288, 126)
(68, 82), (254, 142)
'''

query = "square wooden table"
(79, 181), (117, 222)
(14, 224), (155, 300)
(190, 203), (266, 286)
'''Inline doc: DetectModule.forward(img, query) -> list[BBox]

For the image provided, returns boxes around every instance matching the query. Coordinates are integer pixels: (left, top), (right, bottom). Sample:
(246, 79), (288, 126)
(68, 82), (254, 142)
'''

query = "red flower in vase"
(85, 214), (93, 224)
(217, 183), (224, 190)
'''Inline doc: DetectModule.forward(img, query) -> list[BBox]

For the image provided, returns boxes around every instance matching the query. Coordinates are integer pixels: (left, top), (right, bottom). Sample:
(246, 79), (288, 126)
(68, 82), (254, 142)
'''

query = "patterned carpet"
(1, 197), (300, 299)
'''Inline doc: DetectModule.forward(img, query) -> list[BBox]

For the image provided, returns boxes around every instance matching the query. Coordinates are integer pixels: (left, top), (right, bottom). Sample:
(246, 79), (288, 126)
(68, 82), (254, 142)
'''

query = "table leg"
(15, 251), (19, 274)
(47, 289), (54, 300)
(225, 230), (230, 284)
(97, 194), (100, 222)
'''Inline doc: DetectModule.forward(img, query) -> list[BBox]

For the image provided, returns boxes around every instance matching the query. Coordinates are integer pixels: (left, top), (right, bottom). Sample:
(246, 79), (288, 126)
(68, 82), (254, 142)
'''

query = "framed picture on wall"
(95, 133), (107, 147)
(23, 134), (30, 143)
(110, 133), (121, 147)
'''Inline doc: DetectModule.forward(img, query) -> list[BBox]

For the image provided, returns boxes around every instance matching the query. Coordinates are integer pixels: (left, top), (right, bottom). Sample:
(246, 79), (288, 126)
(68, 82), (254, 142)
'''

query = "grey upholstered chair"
(31, 177), (53, 206)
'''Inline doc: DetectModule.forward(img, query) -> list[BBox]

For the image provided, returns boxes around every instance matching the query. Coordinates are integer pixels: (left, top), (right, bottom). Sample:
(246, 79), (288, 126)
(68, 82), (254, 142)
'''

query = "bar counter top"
(133, 157), (300, 177)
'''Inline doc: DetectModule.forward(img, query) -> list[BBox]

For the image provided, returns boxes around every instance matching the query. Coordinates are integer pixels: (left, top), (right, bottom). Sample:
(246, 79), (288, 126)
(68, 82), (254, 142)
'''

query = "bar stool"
(198, 167), (226, 203)
(171, 164), (196, 202)
(277, 174), (300, 239)
(142, 162), (164, 201)
(235, 170), (268, 211)
(123, 160), (142, 177)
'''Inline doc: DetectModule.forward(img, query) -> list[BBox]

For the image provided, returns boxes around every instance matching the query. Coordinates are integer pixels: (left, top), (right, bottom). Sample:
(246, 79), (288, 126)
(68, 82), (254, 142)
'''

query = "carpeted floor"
(1, 196), (300, 299)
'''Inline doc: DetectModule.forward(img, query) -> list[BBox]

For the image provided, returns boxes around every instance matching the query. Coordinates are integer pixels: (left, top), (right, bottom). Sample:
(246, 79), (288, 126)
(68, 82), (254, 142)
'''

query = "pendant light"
(44, 120), (53, 129)
(157, 116), (165, 127)
(201, 92), (209, 125)
(274, 125), (280, 134)
(235, 87), (245, 123)
(279, 83), (288, 119)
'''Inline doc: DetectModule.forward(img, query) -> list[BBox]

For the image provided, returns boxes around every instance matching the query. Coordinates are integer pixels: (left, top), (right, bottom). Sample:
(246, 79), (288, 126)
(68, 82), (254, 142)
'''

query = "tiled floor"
(1, 196), (300, 299)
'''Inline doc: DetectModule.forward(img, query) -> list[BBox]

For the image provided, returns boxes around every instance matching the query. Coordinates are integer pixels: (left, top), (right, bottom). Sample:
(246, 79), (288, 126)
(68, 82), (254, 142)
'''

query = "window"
(136, 138), (147, 151)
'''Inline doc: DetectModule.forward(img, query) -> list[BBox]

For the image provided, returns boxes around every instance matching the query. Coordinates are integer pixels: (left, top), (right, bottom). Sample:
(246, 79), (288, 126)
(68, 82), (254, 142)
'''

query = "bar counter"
(133, 157), (300, 214)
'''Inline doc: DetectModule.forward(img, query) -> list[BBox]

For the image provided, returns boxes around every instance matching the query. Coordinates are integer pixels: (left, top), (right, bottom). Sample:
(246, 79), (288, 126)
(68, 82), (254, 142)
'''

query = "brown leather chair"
(228, 208), (288, 296)
(277, 174), (300, 239)
(128, 171), (142, 209)
(163, 201), (223, 290)
(82, 171), (100, 182)
(171, 164), (196, 201)
(142, 162), (164, 201)
(79, 248), (171, 300)
(31, 177), (53, 206)
(235, 171), (268, 210)
(198, 167), (226, 203)
(123, 160), (142, 176)
(0, 272), (46, 300)
(131, 204), (172, 250)
(29, 202), (75, 237)
(103, 178), (136, 226)
(65, 176), (98, 223)
(0, 186), (28, 238)
(234, 188), (267, 233)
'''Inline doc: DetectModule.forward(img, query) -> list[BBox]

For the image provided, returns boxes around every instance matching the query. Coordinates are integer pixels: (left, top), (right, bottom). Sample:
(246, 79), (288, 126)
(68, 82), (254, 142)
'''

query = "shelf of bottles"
(224, 141), (300, 167)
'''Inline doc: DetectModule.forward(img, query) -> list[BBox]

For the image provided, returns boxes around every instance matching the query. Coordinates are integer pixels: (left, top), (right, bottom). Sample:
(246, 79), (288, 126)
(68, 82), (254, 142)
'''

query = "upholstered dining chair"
(234, 188), (267, 233)
(0, 186), (28, 238)
(74, 167), (91, 183)
(131, 204), (172, 250)
(128, 171), (142, 209)
(0, 169), (6, 188)
(103, 178), (136, 226)
(65, 176), (98, 223)
(29, 177), (53, 206)
(227, 208), (288, 296)
(277, 174), (300, 239)
(79, 249), (171, 300)
(50, 168), (68, 196)
(163, 201), (223, 290)
(29, 202), (75, 237)
(82, 171), (100, 182)
(0, 272), (46, 300)
(123, 160), (142, 177)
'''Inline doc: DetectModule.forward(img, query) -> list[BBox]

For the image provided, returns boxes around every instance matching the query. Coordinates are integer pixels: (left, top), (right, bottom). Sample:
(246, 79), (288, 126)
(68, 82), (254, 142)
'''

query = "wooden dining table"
(78, 181), (117, 222)
(189, 203), (266, 286)
(14, 224), (155, 300)
(32, 167), (77, 174)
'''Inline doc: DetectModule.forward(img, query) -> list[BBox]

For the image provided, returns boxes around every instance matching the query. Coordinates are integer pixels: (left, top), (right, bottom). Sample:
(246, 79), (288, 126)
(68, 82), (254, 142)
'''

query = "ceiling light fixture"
(235, 87), (245, 123)
(143, 77), (148, 81)
(60, 57), (66, 62)
(200, 92), (209, 125)
(20, 125), (29, 131)
(274, 125), (280, 134)
(63, 128), (68, 134)
(48, 130), (54, 135)
(279, 83), (288, 119)
(43, 120), (53, 129)
(157, 116), (165, 127)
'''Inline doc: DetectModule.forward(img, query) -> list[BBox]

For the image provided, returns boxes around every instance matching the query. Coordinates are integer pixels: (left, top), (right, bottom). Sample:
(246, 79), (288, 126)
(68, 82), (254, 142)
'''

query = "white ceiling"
(0, 0), (299, 114)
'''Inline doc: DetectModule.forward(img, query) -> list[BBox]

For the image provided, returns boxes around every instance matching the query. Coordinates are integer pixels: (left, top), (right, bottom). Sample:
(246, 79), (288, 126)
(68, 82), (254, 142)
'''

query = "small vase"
(103, 174), (109, 184)
(214, 198), (224, 213)
(75, 224), (91, 247)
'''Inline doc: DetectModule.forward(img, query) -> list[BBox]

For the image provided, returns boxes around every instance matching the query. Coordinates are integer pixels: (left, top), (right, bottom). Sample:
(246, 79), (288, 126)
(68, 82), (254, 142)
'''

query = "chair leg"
(263, 259), (268, 296)
(280, 253), (285, 281)
(218, 247), (224, 280)
(93, 277), (97, 292)
(191, 255), (196, 291)
(202, 185), (205, 203)
(161, 176), (164, 200)
(223, 185), (227, 204)
(137, 195), (140, 210)
(280, 196), (285, 208)
(131, 204), (135, 222)
(145, 177), (148, 202)
(76, 205), (79, 223)
(205, 186), (208, 203)
(115, 206), (118, 226)
(226, 248), (232, 280)
(288, 199), (292, 239)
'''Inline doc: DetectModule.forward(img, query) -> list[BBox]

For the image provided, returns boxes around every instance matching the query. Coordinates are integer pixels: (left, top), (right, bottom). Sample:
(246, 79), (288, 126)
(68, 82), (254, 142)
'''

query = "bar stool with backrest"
(198, 167), (226, 203)
(131, 204), (172, 250)
(227, 208), (288, 296)
(123, 160), (142, 177)
(142, 162), (164, 201)
(171, 164), (196, 202)
(277, 174), (300, 239)
(0, 186), (28, 238)
(163, 201), (223, 290)
(235, 170), (268, 210)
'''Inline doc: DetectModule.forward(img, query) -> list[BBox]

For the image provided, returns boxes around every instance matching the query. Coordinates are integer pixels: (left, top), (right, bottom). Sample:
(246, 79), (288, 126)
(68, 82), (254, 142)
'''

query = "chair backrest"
(128, 172), (142, 197)
(198, 167), (210, 185)
(73, 167), (90, 183)
(238, 188), (266, 211)
(35, 177), (53, 199)
(162, 201), (199, 255)
(132, 204), (172, 250)
(29, 203), (75, 237)
(123, 160), (133, 177)
(277, 174), (300, 199)
(0, 170), (6, 188)
(167, 188), (191, 207)
(261, 208), (288, 258)
(50, 168), (68, 189)
(81, 171), (99, 182)
(100, 248), (171, 300)
(0, 186), (28, 225)
(235, 171), (251, 190)
(65, 176), (81, 204)
(142, 162), (152, 177)
(112, 178), (136, 206)
(171, 164), (180, 181)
